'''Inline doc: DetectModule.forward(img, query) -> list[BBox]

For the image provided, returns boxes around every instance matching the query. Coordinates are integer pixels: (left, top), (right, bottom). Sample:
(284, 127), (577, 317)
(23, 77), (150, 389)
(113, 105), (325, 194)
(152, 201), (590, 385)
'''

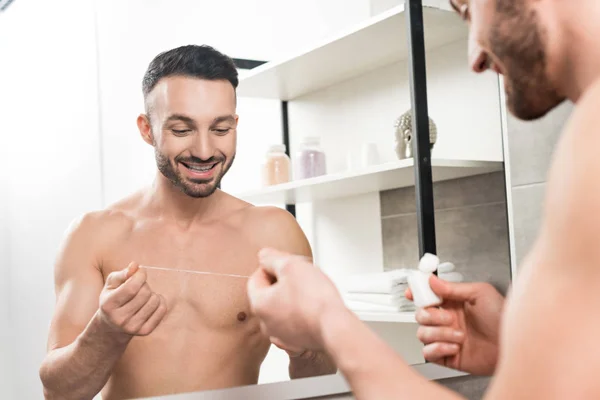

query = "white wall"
(0, 10), (13, 386)
(0, 0), (104, 397)
(93, 0), (371, 204)
(0, 126), (13, 397)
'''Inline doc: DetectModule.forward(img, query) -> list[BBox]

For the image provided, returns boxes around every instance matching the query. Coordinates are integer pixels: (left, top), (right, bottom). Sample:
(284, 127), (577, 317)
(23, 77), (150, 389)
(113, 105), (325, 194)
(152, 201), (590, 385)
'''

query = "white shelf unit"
(236, 1), (500, 375)
(356, 311), (417, 323)
(236, 159), (502, 204)
(237, 4), (465, 100)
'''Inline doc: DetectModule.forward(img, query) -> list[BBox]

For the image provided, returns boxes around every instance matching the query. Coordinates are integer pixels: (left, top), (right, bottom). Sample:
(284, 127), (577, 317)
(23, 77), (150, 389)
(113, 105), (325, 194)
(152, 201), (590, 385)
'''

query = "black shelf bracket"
(281, 101), (296, 218)
(406, 0), (437, 260)
(232, 58), (267, 70)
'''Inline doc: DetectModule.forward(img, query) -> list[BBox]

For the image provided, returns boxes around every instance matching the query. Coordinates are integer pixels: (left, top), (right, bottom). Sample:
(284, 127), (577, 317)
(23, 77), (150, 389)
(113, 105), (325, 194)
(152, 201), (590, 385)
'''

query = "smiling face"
(139, 76), (238, 198)
(451, 0), (566, 120)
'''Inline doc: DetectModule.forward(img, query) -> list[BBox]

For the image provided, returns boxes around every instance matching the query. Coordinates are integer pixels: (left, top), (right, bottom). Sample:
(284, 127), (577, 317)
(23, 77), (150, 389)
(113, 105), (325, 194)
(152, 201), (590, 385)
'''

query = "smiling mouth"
(180, 161), (218, 173)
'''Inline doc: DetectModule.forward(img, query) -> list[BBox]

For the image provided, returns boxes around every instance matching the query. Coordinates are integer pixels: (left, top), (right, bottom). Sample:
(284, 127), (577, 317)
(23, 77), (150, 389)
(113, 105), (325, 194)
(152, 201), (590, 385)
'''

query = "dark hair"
(142, 44), (238, 107)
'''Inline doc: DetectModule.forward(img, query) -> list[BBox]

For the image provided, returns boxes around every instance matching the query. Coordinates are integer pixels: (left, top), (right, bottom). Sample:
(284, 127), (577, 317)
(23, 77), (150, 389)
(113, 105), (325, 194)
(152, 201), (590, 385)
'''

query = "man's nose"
(469, 39), (489, 74)
(192, 131), (216, 161)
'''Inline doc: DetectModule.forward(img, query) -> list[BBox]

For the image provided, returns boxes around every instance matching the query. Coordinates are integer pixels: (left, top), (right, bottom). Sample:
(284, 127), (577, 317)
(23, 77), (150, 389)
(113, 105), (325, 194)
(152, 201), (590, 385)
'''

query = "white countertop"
(146, 363), (467, 400)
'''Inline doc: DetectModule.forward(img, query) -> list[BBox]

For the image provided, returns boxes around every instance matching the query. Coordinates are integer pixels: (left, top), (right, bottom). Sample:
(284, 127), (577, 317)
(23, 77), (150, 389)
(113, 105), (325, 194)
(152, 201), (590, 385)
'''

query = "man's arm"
(251, 207), (337, 378)
(323, 307), (464, 399)
(482, 87), (600, 399)
(39, 212), (167, 400)
(39, 213), (129, 400)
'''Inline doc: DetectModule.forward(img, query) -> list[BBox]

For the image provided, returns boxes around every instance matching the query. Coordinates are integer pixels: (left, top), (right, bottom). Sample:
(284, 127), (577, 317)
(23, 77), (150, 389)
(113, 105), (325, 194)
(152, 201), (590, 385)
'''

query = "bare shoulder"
(65, 209), (134, 243)
(558, 79), (600, 149)
(539, 85), (600, 260)
(576, 77), (600, 116)
(490, 88), (600, 399)
(59, 191), (144, 256)
(242, 205), (297, 229)
(239, 205), (312, 257)
(66, 202), (139, 242)
(214, 191), (312, 255)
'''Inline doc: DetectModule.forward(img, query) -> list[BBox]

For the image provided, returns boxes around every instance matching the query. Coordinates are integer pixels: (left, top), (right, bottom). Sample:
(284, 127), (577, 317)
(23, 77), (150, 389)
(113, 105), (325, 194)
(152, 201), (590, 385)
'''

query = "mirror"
(0, 0), (513, 399)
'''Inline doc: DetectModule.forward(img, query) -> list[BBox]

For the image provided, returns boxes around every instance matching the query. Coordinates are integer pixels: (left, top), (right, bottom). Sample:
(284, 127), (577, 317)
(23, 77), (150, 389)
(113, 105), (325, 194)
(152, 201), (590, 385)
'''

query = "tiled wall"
(507, 101), (573, 266)
(381, 171), (512, 294)
(378, 171), (511, 399)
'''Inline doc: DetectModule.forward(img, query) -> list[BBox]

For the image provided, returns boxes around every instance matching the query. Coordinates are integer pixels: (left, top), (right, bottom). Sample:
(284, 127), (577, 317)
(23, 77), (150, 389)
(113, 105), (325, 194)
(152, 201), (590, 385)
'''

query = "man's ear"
(137, 114), (155, 145)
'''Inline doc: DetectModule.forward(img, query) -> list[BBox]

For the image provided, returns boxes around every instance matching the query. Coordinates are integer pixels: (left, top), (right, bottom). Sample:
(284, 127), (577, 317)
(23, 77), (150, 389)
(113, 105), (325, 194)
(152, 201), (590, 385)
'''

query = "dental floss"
(141, 265), (250, 279)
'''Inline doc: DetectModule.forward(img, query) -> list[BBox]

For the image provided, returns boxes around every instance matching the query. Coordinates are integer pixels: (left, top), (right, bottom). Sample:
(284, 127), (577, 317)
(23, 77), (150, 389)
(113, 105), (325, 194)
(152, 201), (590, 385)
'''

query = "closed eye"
(213, 128), (231, 135)
(172, 129), (191, 135)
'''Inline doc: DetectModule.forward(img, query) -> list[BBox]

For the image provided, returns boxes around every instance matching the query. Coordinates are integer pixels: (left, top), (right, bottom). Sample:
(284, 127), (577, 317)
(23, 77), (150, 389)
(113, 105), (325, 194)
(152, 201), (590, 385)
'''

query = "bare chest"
(101, 224), (261, 331)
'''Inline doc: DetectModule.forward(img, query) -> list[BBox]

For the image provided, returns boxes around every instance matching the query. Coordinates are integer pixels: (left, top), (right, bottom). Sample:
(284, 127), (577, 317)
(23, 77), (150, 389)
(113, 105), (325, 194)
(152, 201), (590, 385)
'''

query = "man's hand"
(270, 336), (308, 358)
(98, 262), (168, 339)
(406, 275), (504, 376)
(247, 248), (347, 351)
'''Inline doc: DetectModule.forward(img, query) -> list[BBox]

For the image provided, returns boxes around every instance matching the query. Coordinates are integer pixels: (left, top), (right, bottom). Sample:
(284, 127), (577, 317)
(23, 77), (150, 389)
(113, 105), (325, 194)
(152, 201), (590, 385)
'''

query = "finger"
(258, 248), (312, 278)
(258, 248), (294, 278)
(126, 263), (140, 279)
(417, 326), (465, 345)
(118, 283), (152, 316)
(109, 268), (148, 306)
(270, 336), (284, 348)
(137, 295), (168, 336)
(422, 342), (460, 361)
(247, 268), (277, 311)
(271, 336), (304, 355)
(429, 275), (480, 302)
(105, 262), (139, 289)
(415, 307), (454, 326)
(259, 321), (269, 337)
(405, 288), (413, 301)
(423, 342), (460, 361)
(125, 293), (161, 333)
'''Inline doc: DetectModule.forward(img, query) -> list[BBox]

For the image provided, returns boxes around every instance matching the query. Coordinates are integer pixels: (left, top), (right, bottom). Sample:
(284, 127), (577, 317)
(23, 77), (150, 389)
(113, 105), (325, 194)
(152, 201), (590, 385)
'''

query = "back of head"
(142, 44), (238, 111)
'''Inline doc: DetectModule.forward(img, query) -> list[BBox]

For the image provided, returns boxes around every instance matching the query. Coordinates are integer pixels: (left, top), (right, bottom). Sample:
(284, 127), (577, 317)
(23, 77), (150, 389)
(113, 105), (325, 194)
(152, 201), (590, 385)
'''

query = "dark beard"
(490, 0), (565, 120)
(155, 149), (235, 198)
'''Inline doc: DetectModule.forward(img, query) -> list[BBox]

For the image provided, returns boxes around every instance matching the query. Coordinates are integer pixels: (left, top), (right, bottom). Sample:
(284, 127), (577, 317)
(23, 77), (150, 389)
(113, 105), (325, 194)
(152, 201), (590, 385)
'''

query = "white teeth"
(186, 164), (214, 172)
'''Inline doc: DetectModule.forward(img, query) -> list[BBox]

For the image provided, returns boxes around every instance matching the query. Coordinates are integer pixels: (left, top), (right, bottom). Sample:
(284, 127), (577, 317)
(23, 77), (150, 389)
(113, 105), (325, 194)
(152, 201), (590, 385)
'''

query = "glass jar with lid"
(262, 144), (291, 186)
(294, 137), (327, 180)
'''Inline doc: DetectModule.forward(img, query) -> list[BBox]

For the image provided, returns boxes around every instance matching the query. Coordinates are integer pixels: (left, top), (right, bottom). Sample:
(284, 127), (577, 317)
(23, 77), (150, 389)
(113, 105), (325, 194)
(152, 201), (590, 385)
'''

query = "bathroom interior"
(0, 0), (574, 399)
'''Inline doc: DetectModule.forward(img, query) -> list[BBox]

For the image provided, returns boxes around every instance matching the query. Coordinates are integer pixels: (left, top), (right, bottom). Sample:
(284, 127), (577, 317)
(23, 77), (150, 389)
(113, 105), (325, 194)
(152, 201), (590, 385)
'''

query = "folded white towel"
(439, 272), (464, 283)
(345, 300), (415, 313)
(337, 269), (409, 294)
(437, 262), (455, 273)
(345, 292), (412, 307)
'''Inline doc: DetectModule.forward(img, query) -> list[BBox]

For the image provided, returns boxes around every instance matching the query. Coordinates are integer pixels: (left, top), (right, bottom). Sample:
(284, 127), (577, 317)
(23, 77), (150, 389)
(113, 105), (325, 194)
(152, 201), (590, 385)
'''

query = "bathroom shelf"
(356, 311), (417, 323)
(237, 3), (465, 100)
(235, 159), (502, 204)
